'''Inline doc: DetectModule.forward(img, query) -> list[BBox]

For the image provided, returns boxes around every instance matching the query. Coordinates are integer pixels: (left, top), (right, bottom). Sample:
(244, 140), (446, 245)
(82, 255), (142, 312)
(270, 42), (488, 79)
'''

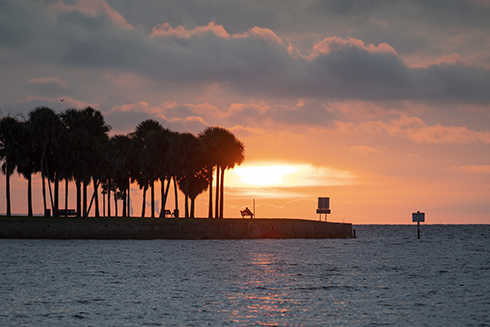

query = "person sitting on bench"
(240, 207), (254, 219)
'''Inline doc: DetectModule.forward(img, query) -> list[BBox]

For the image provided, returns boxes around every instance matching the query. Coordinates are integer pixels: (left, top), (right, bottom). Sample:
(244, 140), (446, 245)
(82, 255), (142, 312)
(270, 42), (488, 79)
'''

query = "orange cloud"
(102, 72), (149, 89)
(183, 102), (223, 117)
(435, 53), (467, 66)
(228, 101), (269, 116)
(333, 116), (490, 144)
(110, 101), (168, 120)
(402, 124), (490, 144)
(151, 21), (282, 44)
(18, 95), (95, 109)
(329, 100), (409, 118)
(50, 0), (133, 30)
(349, 145), (384, 156)
(151, 22), (230, 39)
(312, 36), (397, 57)
(451, 165), (490, 174)
(26, 76), (68, 89)
(229, 125), (267, 137)
(236, 26), (282, 44)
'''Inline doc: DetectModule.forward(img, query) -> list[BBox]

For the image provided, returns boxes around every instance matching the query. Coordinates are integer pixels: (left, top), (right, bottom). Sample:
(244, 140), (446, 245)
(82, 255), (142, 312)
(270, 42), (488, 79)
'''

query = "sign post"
(317, 197), (331, 222)
(412, 211), (425, 239)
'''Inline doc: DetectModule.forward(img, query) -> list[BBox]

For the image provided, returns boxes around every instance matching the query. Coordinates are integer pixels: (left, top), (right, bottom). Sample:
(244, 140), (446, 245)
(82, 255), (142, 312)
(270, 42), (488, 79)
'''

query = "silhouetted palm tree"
(15, 121), (37, 216)
(144, 128), (174, 218)
(168, 132), (205, 218)
(0, 116), (23, 216)
(29, 107), (63, 216)
(61, 109), (87, 217)
(199, 127), (244, 218)
(107, 134), (133, 217)
(166, 132), (185, 218)
(199, 127), (221, 218)
(130, 119), (164, 217)
(61, 107), (110, 217)
(56, 124), (75, 217)
(178, 168), (209, 218)
(81, 107), (110, 218)
(216, 129), (244, 218)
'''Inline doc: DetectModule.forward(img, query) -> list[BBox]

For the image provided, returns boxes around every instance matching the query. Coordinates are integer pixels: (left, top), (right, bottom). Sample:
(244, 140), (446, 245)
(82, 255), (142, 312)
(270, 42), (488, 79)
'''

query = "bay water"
(1, 225), (489, 326)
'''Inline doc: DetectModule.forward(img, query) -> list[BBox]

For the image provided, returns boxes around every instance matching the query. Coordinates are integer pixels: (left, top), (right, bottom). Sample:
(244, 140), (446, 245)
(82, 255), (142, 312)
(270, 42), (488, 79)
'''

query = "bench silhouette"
(240, 208), (254, 219)
(57, 209), (76, 216)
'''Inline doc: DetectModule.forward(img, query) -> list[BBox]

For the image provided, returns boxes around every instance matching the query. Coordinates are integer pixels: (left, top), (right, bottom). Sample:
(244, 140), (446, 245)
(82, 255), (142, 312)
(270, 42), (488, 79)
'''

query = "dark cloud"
(306, 0), (490, 27)
(414, 63), (490, 104)
(105, 0), (279, 34)
(2, 0), (490, 109)
(0, 0), (38, 47)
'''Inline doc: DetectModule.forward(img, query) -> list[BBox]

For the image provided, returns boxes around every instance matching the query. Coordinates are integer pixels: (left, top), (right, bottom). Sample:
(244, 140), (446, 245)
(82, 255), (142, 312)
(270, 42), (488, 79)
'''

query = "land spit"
(0, 217), (353, 239)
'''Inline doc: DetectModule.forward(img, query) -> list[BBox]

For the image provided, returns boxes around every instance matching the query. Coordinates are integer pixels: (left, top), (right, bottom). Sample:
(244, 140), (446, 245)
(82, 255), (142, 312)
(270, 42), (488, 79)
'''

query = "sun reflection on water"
(226, 253), (306, 326)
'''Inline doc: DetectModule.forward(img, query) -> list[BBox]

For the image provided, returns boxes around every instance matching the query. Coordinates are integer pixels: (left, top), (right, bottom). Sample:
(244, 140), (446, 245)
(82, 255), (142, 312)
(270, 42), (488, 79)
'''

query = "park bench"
(57, 209), (77, 217)
(240, 208), (254, 219)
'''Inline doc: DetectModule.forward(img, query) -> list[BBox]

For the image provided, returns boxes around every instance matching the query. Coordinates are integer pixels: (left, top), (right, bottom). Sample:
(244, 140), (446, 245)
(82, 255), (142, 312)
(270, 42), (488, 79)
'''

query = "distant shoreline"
(0, 217), (353, 239)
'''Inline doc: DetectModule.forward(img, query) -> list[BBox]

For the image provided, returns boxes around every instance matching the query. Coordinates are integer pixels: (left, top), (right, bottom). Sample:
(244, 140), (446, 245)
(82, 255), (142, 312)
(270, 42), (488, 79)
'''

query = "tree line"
(0, 106), (245, 218)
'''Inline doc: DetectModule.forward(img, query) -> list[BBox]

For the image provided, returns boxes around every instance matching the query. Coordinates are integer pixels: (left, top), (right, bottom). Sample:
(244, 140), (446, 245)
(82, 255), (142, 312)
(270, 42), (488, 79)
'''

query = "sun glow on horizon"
(233, 165), (297, 186)
(229, 162), (357, 190)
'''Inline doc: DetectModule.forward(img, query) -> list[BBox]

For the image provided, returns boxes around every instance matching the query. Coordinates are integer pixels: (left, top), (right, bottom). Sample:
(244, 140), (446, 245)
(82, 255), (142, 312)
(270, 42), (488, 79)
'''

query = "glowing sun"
(232, 165), (297, 186)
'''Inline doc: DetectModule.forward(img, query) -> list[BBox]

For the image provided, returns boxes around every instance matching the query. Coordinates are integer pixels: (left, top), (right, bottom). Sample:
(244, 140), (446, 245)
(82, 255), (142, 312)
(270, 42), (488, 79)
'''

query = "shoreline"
(0, 217), (353, 239)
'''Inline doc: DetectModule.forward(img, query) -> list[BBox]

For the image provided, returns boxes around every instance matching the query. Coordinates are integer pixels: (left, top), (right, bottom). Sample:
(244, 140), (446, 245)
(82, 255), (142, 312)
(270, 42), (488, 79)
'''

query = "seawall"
(0, 218), (353, 239)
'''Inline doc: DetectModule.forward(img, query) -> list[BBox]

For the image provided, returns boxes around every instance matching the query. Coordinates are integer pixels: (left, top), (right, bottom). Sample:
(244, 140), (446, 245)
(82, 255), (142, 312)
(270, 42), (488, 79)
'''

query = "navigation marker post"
(412, 211), (425, 239)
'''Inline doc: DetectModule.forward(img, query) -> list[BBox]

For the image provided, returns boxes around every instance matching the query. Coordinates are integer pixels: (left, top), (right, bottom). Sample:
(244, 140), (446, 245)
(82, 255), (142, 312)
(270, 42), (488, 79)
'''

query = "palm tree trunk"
(41, 173), (47, 214)
(173, 176), (179, 218)
(107, 188), (111, 217)
(44, 155), (55, 213)
(6, 164), (11, 216)
(64, 179), (68, 213)
(207, 167), (213, 218)
(190, 197), (195, 218)
(127, 176), (131, 217)
(159, 179), (165, 218)
(151, 179), (155, 218)
(219, 167), (225, 219)
(141, 185), (147, 217)
(184, 178), (189, 218)
(215, 166), (220, 219)
(159, 178), (171, 218)
(76, 180), (81, 218)
(27, 174), (33, 217)
(93, 178), (99, 217)
(122, 189), (127, 217)
(40, 147), (47, 214)
(86, 183), (98, 216)
(114, 191), (118, 218)
(184, 195), (189, 218)
(83, 181), (88, 217)
(54, 174), (59, 217)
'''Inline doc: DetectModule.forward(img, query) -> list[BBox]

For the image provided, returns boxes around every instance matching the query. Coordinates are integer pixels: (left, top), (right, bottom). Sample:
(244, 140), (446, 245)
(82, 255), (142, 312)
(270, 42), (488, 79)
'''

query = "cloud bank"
(2, 0), (490, 106)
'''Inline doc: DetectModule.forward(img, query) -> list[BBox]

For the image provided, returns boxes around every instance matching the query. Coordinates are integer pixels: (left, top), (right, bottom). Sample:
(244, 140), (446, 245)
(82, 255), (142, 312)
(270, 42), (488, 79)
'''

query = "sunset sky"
(1, 0), (490, 224)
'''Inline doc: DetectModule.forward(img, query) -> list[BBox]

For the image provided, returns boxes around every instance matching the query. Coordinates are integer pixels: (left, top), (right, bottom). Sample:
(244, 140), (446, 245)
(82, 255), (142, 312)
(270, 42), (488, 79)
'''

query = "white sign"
(412, 212), (425, 222)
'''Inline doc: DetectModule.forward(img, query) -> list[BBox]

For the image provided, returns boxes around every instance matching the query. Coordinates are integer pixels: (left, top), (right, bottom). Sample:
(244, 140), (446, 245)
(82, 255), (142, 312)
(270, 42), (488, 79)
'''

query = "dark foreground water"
(1, 225), (489, 326)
